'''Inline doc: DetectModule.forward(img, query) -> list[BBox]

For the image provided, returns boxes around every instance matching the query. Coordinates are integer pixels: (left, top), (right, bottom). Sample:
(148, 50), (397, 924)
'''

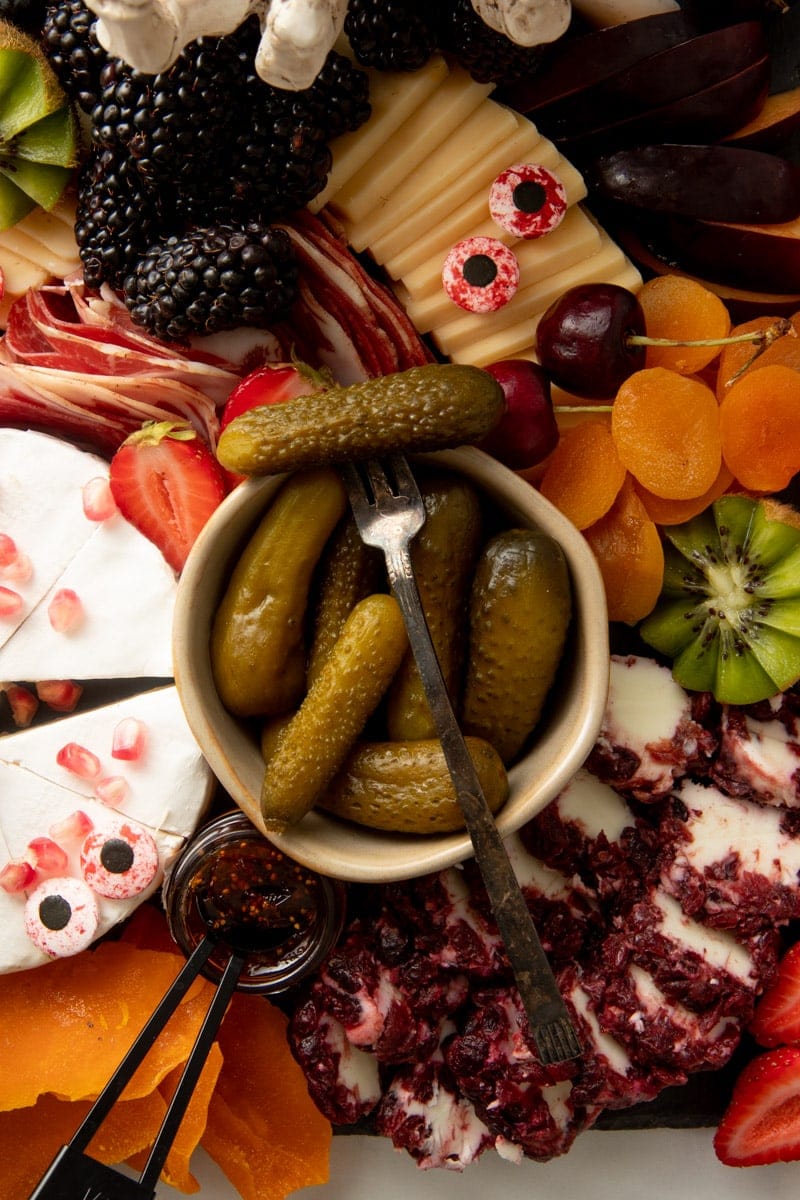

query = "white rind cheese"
(0, 685), (213, 973)
(0, 428), (176, 681)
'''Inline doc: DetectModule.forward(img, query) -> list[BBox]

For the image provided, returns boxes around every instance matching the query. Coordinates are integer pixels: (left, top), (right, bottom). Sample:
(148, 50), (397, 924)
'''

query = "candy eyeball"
(489, 163), (568, 239)
(442, 237), (520, 313)
(24, 876), (99, 958)
(81, 819), (160, 899)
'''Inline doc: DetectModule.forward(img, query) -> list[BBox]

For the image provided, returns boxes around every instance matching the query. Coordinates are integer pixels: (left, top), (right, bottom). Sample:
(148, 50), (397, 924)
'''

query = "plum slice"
(587, 144), (800, 225)
(529, 21), (767, 143)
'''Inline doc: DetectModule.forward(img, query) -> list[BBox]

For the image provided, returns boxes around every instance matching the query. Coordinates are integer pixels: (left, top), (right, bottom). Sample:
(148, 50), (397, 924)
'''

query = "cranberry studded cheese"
(0, 429), (213, 971)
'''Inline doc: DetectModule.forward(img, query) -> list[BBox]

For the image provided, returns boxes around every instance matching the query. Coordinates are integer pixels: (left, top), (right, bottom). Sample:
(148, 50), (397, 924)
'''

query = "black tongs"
(29, 937), (244, 1200)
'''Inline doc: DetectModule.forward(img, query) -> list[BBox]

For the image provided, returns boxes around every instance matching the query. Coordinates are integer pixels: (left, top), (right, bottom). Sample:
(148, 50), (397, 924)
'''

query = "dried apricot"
(634, 461), (735, 526)
(538, 418), (626, 529)
(611, 367), (722, 500)
(716, 314), (800, 399)
(637, 275), (731, 375)
(583, 476), (665, 624)
(719, 364), (800, 491)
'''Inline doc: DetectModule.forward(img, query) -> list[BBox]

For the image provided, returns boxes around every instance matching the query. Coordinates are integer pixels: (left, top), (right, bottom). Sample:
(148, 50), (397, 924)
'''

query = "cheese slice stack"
(313, 56), (641, 367)
(0, 193), (80, 325)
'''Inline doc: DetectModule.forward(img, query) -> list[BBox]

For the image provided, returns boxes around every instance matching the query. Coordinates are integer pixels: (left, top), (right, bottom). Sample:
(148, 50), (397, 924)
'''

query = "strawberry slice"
(219, 360), (331, 430)
(750, 941), (800, 1048)
(109, 421), (228, 573)
(714, 1045), (800, 1166)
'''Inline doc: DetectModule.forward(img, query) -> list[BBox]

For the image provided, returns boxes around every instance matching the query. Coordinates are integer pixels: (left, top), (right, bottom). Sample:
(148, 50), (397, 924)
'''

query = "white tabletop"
(157, 1129), (799, 1199)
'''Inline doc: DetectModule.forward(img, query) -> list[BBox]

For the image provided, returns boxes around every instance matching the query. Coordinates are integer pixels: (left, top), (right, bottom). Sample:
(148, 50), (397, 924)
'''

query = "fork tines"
(534, 1016), (584, 1066)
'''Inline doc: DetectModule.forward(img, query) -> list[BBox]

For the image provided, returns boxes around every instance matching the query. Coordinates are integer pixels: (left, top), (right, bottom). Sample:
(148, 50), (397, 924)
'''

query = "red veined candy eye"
(81, 819), (159, 899)
(442, 237), (520, 313)
(489, 163), (568, 239)
(24, 876), (98, 957)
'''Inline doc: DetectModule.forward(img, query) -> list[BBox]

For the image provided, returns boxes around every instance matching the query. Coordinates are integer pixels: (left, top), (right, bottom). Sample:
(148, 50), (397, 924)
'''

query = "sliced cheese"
(332, 67), (495, 230)
(347, 99), (520, 250)
(375, 111), (546, 274)
(309, 55), (450, 213)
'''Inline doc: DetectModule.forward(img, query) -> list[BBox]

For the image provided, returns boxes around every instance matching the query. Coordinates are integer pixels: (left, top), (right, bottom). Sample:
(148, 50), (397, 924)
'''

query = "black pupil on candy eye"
(463, 254), (497, 288)
(512, 180), (546, 213)
(100, 837), (135, 874)
(39, 894), (72, 930)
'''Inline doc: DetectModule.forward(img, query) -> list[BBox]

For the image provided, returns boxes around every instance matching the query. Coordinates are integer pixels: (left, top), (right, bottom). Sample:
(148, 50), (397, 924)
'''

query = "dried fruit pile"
(0, 905), (332, 1200)
(535, 276), (800, 644)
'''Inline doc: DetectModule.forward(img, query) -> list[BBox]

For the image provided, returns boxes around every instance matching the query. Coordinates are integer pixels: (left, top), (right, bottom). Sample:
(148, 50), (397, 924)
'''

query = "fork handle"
(386, 552), (574, 1032)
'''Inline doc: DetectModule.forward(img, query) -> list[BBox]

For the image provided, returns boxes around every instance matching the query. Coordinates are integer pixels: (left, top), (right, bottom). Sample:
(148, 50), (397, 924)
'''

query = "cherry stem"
(627, 319), (793, 352)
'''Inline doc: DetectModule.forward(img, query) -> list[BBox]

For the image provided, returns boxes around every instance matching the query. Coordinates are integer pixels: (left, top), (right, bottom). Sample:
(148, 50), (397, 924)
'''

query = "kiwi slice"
(639, 495), (800, 705)
(0, 19), (77, 231)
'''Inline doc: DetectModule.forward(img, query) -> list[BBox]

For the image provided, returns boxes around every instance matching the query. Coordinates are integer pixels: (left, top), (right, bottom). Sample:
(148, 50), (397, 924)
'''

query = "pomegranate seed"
(0, 533), (17, 568)
(0, 587), (23, 618)
(3, 552), (32, 583)
(94, 775), (129, 807)
(0, 859), (36, 893)
(25, 836), (68, 875)
(56, 742), (102, 781)
(48, 588), (83, 633)
(49, 810), (94, 842)
(5, 684), (38, 727)
(111, 717), (147, 761)
(83, 476), (118, 522)
(36, 679), (84, 712)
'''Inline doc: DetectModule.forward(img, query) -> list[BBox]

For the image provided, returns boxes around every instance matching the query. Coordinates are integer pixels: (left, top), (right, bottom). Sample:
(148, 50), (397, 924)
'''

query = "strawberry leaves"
(109, 421), (228, 574)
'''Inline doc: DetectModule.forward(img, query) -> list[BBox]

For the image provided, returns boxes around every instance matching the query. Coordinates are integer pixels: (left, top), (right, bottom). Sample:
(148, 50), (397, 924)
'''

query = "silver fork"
(341, 454), (582, 1066)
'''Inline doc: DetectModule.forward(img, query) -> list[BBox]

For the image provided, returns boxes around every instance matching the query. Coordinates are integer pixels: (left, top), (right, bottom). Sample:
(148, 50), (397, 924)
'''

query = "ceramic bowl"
(173, 446), (610, 883)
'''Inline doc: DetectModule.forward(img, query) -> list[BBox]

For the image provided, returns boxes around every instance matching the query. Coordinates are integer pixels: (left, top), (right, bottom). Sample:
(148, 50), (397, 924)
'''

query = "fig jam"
(164, 810), (346, 993)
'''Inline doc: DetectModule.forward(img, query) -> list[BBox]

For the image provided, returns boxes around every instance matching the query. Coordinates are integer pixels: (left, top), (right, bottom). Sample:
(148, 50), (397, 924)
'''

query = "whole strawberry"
(109, 421), (228, 573)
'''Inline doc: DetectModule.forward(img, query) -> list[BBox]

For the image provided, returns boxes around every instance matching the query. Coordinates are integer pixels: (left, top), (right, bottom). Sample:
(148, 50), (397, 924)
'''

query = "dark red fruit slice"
(498, 9), (703, 114)
(587, 143), (800, 225)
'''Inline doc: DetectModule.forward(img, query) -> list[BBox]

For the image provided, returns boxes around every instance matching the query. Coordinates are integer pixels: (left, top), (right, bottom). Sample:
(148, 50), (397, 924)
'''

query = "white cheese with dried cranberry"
(0, 428), (176, 682)
(0, 685), (213, 973)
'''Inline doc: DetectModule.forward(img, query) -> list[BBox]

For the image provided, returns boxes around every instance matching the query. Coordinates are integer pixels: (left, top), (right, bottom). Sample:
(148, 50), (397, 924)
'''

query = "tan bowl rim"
(173, 446), (610, 883)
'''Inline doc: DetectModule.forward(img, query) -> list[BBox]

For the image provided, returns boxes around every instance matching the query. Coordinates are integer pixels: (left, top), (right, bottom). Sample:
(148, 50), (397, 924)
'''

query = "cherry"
(536, 282), (793, 400)
(477, 359), (559, 470)
(536, 283), (647, 400)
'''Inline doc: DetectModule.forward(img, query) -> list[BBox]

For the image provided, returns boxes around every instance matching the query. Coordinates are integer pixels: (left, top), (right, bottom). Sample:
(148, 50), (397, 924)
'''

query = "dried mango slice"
(202, 992), (331, 1200)
(0, 1090), (165, 1200)
(0, 941), (216, 1110)
(127, 1043), (223, 1194)
(120, 898), (182, 954)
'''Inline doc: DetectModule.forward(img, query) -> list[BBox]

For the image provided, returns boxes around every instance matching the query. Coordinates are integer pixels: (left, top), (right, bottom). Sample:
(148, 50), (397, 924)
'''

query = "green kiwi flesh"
(639, 495), (800, 705)
(0, 22), (77, 229)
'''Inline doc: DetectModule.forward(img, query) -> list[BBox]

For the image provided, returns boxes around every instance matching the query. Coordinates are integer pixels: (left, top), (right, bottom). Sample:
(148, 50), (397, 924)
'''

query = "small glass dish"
(163, 809), (346, 994)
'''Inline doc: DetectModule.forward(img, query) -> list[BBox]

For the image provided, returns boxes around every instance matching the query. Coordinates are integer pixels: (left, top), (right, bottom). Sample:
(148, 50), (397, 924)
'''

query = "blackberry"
(345, 0), (438, 72)
(74, 145), (167, 291)
(123, 222), (298, 343)
(186, 90), (333, 227)
(91, 34), (242, 190)
(435, 0), (544, 84)
(42, 0), (108, 113)
(299, 50), (371, 141)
